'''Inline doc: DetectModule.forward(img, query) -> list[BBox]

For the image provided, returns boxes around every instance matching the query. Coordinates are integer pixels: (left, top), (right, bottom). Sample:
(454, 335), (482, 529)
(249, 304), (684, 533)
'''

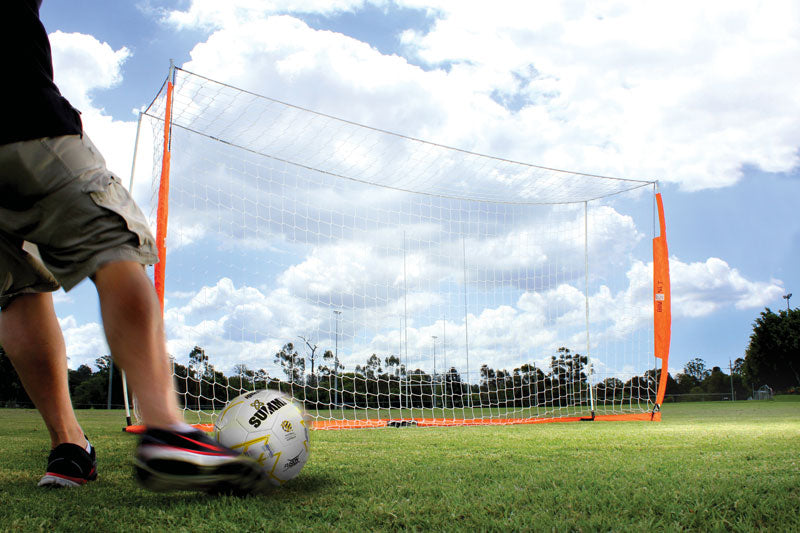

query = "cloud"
(49, 31), (138, 182)
(163, 0), (372, 30)
(164, 1), (800, 191)
(59, 316), (108, 370)
(397, 1), (800, 189)
(669, 257), (786, 316)
(48, 31), (130, 111)
(162, 278), (324, 372)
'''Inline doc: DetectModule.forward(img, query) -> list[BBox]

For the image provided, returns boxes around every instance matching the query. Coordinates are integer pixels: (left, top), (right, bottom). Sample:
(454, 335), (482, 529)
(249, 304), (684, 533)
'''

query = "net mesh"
(136, 67), (660, 428)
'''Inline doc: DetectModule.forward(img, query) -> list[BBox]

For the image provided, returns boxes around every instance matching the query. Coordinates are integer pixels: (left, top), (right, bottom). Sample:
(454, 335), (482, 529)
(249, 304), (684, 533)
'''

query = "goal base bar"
(123, 411), (659, 433)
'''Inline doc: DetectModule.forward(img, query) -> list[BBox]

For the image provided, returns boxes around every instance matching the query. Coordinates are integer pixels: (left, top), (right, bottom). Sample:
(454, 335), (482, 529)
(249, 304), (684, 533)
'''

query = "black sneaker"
(38, 442), (98, 488)
(134, 428), (265, 493)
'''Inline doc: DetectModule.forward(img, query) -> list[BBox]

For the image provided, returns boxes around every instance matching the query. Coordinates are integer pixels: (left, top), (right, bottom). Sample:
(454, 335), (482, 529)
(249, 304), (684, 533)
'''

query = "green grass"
(1, 399), (798, 532)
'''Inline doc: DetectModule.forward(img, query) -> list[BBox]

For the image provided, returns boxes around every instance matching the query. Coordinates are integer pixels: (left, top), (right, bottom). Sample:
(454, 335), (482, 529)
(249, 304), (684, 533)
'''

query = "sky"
(38, 0), (799, 381)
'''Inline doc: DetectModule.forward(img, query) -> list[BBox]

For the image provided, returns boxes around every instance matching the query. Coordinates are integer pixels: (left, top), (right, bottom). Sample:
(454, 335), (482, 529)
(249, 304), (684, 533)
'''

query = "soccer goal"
(125, 64), (670, 430)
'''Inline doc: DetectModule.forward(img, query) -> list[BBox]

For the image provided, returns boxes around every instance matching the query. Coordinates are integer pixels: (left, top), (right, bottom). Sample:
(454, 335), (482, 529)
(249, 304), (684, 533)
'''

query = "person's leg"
(0, 292), (87, 450)
(92, 260), (266, 492)
(91, 260), (182, 429)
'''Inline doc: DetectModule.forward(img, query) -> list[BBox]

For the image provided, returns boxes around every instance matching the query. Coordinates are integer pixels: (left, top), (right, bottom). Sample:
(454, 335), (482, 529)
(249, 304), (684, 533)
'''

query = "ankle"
(51, 431), (88, 450)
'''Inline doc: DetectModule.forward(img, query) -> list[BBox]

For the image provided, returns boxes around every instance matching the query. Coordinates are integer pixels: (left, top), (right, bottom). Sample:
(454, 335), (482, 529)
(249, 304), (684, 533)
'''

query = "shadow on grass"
(99, 470), (337, 506)
(0, 470), (334, 511)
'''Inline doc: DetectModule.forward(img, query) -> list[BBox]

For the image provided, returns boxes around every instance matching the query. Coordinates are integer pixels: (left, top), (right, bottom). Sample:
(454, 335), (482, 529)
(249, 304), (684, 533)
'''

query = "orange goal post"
(124, 65), (670, 431)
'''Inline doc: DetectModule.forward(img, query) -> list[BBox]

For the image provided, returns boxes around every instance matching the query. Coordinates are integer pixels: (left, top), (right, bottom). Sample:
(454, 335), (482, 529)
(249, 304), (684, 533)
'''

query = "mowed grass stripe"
(0, 398), (797, 532)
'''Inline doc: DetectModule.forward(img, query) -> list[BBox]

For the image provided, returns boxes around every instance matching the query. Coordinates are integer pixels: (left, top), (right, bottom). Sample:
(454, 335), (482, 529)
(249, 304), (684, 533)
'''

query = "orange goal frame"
(125, 70), (671, 433)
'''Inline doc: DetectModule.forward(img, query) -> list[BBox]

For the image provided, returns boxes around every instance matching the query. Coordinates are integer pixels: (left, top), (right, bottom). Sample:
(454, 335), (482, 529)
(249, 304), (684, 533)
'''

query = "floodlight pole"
(432, 336), (438, 409)
(442, 318), (447, 409)
(784, 293), (792, 312)
(729, 359), (735, 402)
(107, 357), (114, 409)
(334, 310), (341, 408)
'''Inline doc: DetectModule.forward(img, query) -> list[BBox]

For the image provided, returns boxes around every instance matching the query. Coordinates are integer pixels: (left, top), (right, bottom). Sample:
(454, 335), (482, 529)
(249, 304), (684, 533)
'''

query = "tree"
(743, 307), (800, 392)
(232, 364), (255, 390)
(73, 375), (107, 407)
(643, 369), (678, 400)
(384, 355), (401, 377)
(549, 347), (589, 405)
(274, 342), (304, 384)
(703, 366), (729, 395)
(68, 355), (125, 408)
(682, 358), (710, 383)
(596, 377), (624, 403)
(298, 335), (318, 378)
(187, 346), (209, 410)
(674, 372), (697, 394)
(68, 364), (93, 397)
(480, 364), (495, 386)
(189, 346), (209, 378)
(0, 344), (32, 406)
(444, 366), (464, 407)
(365, 354), (382, 379)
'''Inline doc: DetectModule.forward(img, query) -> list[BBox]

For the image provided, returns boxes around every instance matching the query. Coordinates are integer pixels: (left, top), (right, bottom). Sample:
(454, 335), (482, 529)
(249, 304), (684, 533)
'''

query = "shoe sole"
(38, 474), (86, 488)
(134, 447), (265, 493)
(38, 469), (97, 488)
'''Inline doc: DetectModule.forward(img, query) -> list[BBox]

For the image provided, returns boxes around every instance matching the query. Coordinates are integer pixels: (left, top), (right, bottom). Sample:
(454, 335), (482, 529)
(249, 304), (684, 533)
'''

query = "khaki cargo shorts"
(0, 134), (158, 309)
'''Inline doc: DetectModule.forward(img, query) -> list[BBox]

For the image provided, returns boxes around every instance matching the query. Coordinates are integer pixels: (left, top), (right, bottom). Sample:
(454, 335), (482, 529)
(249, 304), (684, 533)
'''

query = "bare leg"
(0, 292), (87, 449)
(92, 260), (182, 428)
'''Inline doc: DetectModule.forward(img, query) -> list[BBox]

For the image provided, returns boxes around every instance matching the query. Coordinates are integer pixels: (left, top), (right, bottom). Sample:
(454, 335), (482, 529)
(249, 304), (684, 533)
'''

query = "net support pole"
(462, 236), (471, 408)
(403, 232), (409, 416)
(121, 111), (144, 428)
(154, 60), (176, 312)
(126, 62), (173, 431)
(121, 369), (131, 427)
(652, 190), (672, 410)
(583, 202), (595, 418)
(127, 112), (143, 192)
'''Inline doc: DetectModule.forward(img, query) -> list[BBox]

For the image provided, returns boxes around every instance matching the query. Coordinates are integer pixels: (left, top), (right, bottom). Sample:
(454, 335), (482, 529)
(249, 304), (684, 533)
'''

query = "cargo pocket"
(81, 172), (156, 251)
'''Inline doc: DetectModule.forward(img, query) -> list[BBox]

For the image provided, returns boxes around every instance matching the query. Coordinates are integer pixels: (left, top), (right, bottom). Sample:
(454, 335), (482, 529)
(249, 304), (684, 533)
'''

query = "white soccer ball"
(214, 389), (310, 486)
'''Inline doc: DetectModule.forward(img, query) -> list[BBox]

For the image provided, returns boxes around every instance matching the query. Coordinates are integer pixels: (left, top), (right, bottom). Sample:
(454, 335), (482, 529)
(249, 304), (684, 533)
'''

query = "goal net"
(129, 66), (670, 430)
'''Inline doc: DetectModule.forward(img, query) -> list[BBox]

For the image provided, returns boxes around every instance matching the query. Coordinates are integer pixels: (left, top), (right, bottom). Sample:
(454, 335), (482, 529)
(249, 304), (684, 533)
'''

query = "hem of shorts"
(0, 281), (61, 310)
(58, 246), (159, 292)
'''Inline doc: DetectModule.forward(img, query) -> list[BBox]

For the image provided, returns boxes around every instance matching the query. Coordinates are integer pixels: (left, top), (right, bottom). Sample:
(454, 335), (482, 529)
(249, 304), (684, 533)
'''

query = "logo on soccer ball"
(284, 453), (302, 470)
(251, 399), (265, 410)
(281, 420), (293, 432)
(247, 396), (288, 428)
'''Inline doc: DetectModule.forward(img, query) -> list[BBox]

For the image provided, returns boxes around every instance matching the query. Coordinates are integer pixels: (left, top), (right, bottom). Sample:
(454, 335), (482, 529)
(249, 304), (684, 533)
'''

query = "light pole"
(334, 310), (341, 408)
(432, 335), (438, 408)
(783, 293), (792, 312)
(442, 319), (447, 408)
(729, 359), (735, 402)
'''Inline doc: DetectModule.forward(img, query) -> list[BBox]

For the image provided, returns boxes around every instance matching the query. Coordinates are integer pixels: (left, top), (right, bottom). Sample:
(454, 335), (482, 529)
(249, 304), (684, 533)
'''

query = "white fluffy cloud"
(156, 230), (785, 377)
(164, 0), (372, 29)
(669, 257), (786, 316)
(165, 1), (800, 191)
(59, 316), (108, 370)
(49, 31), (138, 181)
(397, 0), (800, 189)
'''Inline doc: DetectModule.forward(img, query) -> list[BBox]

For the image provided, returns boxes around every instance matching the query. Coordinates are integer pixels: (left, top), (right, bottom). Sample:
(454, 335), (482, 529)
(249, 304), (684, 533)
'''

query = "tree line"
(0, 350), (126, 408)
(1, 306), (796, 408)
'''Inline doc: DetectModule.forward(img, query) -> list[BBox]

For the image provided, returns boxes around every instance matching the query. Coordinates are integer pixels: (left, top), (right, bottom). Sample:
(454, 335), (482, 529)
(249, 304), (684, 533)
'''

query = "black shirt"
(0, 0), (83, 145)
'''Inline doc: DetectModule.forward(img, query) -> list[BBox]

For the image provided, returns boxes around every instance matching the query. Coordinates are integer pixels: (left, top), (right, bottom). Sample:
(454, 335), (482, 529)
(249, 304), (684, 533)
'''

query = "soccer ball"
(214, 389), (310, 486)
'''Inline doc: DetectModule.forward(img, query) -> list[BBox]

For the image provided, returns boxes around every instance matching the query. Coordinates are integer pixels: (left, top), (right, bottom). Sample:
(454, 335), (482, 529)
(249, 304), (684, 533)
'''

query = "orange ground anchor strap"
(123, 411), (660, 434)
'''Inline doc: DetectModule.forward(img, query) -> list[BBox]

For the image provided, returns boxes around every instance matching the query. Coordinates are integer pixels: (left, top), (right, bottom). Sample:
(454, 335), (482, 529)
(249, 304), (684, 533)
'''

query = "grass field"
(1, 398), (798, 532)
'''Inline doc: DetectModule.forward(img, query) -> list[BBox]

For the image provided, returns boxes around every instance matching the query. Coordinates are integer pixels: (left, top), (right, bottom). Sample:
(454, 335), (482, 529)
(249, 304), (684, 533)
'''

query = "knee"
(94, 262), (161, 323)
